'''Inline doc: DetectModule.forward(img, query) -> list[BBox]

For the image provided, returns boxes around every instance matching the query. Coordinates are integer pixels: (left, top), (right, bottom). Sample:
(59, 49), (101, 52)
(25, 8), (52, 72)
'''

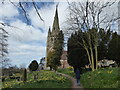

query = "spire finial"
(48, 26), (51, 32)
(56, 3), (59, 9)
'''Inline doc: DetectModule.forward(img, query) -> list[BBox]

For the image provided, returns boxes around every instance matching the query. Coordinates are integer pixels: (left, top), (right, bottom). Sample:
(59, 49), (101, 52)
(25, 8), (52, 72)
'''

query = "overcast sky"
(0, 0), (119, 68)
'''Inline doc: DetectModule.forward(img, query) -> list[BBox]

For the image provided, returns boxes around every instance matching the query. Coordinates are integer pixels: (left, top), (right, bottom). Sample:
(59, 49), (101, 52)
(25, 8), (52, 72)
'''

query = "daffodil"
(98, 71), (101, 74)
(107, 70), (113, 74)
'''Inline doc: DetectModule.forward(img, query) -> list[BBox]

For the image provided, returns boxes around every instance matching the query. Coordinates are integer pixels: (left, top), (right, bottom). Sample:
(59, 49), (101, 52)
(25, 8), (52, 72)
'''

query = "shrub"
(29, 60), (39, 71)
(2, 76), (5, 82)
(67, 66), (73, 70)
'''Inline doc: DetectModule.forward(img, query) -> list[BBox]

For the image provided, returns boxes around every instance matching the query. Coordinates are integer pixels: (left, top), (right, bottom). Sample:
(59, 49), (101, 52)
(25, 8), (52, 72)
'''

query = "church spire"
(48, 27), (51, 37)
(52, 5), (60, 31)
(48, 26), (51, 32)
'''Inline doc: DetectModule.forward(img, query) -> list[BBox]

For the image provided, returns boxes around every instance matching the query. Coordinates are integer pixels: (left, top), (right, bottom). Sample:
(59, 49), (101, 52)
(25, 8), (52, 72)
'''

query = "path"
(57, 73), (84, 89)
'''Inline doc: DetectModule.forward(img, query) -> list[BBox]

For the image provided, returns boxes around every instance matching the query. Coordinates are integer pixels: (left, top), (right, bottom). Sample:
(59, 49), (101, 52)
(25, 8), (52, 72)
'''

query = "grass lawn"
(81, 67), (119, 88)
(57, 68), (75, 77)
(57, 67), (119, 88)
(2, 70), (71, 89)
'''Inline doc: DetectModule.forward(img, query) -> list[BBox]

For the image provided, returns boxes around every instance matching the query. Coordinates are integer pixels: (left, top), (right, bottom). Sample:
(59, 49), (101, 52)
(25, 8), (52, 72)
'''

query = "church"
(46, 6), (70, 69)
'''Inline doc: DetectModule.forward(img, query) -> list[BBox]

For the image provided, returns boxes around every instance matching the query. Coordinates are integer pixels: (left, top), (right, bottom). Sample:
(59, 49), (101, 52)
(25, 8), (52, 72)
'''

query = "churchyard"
(1, 70), (71, 89)
(1, 67), (119, 89)
(1, 0), (120, 89)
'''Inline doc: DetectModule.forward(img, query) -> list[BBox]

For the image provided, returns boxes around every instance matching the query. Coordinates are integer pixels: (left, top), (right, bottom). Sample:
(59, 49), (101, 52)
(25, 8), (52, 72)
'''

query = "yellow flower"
(98, 71), (101, 74)
(107, 70), (113, 74)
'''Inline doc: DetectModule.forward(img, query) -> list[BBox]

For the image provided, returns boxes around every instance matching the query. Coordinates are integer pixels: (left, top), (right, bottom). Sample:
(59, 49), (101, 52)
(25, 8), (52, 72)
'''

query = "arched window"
(51, 38), (53, 41)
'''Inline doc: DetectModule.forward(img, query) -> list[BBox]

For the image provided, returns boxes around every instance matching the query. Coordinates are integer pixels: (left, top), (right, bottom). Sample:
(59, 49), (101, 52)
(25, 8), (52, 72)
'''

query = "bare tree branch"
(19, 1), (30, 24)
(0, 22), (25, 31)
(9, 0), (19, 8)
(64, 0), (118, 71)
(32, 0), (44, 22)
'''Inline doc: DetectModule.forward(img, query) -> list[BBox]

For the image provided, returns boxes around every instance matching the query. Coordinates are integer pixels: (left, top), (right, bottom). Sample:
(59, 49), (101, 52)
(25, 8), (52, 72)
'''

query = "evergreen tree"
(68, 31), (88, 69)
(47, 51), (55, 70)
(98, 29), (111, 60)
(108, 32), (120, 66)
(29, 60), (39, 71)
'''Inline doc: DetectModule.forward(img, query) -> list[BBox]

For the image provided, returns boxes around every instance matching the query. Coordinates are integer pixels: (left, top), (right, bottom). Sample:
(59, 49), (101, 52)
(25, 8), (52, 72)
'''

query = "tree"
(47, 51), (55, 70)
(53, 31), (64, 70)
(108, 32), (120, 66)
(65, 0), (118, 71)
(29, 60), (39, 71)
(98, 29), (112, 60)
(85, 28), (98, 70)
(1, 1), (44, 26)
(68, 31), (88, 68)
(0, 28), (10, 68)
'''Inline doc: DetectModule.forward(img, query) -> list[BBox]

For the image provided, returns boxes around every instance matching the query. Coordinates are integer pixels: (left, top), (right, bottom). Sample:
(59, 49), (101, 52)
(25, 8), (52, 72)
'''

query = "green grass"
(81, 67), (119, 88)
(57, 67), (119, 88)
(2, 67), (119, 89)
(2, 70), (71, 89)
(57, 68), (75, 77)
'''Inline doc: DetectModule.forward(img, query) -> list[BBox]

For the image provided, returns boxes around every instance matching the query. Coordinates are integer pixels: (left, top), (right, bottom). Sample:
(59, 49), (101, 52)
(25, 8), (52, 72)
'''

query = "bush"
(67, 66), (73, 70)
(29, 60), (39, 71)
(2, 76), (5, 82)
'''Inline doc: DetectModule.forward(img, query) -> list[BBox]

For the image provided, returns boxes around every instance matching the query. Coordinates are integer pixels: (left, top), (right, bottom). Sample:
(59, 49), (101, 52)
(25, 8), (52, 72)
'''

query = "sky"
(0, 1), (69, 68)
(0, 0), (119, 68)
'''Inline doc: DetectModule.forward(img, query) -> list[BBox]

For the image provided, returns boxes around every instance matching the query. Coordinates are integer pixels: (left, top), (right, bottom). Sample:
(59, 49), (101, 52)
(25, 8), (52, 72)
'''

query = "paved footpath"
(57, 73), (84, 90)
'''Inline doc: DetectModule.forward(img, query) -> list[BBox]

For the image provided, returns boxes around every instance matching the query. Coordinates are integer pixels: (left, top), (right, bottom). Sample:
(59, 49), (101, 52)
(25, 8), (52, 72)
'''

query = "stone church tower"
(45, 6), (61, 68)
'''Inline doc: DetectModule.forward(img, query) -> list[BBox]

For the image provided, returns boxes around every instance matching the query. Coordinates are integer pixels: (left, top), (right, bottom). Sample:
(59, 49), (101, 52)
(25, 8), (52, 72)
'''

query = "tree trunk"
(90, 47), (95, 71)
(85, 48), (92, 65)
(95, 46), (98, 70)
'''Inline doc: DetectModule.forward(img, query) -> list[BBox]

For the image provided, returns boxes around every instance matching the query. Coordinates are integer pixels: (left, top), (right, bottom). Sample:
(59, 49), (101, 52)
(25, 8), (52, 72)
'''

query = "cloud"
(0, 2), (69, 67)
(4, 19), (47, 43)
(8, 36), (46, 67)
(1, 1), (119, 67)
(3, 19), (47, 67)
(9, 42), (46, 57)
(0, 2), (19, 18)
(29, 2), (68, 30)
